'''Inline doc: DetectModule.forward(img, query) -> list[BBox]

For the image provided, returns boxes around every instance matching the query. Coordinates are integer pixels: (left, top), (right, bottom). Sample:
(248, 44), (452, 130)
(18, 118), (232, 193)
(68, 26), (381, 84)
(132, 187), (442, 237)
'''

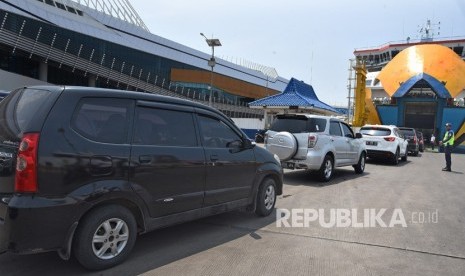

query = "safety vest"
(443, 130), (455, 146)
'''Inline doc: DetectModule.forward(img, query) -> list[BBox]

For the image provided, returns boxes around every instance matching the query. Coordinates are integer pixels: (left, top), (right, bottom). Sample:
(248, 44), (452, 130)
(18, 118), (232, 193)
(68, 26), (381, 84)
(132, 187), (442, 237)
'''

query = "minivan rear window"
(16, 90), (53, 131)
(0, 88), (55, 138)
(270, 117), (326, 133)
(360, 127), (391, 136)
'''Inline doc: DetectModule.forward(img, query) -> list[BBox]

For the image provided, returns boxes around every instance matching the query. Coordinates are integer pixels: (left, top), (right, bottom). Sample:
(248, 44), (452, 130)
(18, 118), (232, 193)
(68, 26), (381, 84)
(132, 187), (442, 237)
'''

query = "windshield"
(270, 117), (326, 133)
(360, 127), (391, 136)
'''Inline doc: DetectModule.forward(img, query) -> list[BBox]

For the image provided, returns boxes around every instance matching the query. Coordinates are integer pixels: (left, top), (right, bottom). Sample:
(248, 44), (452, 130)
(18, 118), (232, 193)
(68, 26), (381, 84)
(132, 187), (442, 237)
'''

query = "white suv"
(265, 114), (367, 182)
(360, 125), (408, 165)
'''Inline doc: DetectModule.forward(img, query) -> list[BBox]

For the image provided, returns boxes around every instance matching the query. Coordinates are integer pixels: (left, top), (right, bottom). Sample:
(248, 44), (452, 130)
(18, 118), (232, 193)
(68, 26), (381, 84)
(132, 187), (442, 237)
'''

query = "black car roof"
(25, 85), (222, 114)
(23, 85), (236, 127)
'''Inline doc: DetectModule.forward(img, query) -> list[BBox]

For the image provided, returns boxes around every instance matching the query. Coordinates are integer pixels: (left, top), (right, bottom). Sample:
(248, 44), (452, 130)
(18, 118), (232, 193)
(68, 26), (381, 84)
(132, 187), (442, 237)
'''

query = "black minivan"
(0, 86), (283, 270)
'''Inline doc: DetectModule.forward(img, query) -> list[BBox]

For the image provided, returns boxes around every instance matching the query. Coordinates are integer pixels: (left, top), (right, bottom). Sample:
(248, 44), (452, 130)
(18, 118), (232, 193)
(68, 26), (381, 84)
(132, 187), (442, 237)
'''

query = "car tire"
(73, 205), (137, 270)
(318, 155), (334, 182)
(255, 178), (277, 217)
(353, 152), (366, 174)
(401, 151), (408, 162)
(392, 148), (400, 165)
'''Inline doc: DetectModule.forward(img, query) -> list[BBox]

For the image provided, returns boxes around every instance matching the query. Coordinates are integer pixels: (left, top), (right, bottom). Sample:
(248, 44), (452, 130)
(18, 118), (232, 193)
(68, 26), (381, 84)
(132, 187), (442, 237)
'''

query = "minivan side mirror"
(242, 138), (255, 149)
(355, 133), (363, 139)
(227, 140), (243, 148)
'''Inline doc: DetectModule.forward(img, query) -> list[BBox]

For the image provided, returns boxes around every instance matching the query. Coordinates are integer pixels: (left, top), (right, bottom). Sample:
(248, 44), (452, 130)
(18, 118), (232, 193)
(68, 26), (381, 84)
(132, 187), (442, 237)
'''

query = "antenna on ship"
(418, 19), (441, 42)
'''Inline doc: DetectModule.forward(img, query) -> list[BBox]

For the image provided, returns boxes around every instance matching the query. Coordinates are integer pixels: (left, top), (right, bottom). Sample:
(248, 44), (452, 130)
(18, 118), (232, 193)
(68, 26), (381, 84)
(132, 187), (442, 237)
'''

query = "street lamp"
(200, 33), (221, 106)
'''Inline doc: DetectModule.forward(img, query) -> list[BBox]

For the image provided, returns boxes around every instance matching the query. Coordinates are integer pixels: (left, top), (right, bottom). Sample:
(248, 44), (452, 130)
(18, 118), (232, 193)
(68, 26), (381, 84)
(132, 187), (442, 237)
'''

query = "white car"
(360, 125), (408, 165)
(265, 114), (367, 182)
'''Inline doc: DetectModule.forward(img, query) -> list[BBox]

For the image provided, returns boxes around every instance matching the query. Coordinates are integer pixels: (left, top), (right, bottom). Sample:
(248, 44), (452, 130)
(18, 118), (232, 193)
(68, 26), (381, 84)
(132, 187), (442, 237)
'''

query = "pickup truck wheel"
(73, 205), (137, 270)
(353, 152), (366, 174)
(255, 178), (277, 217)
(318, 155), (334, 182)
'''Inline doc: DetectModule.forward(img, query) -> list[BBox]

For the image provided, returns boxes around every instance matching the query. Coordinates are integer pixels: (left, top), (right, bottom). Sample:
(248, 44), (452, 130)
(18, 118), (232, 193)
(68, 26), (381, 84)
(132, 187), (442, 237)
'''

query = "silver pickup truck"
(265, 114), (367, 182)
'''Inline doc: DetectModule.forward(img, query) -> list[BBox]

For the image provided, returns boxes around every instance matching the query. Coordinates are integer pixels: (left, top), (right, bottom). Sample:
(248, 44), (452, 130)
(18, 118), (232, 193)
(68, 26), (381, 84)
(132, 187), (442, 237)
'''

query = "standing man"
(439, 123), (454, 172)
(430, 134), (436, 150)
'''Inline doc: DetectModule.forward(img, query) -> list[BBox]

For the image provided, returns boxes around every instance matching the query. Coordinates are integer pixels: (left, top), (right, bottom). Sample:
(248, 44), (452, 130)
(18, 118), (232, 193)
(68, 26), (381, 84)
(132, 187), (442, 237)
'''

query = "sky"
(130, 0), (465, 106)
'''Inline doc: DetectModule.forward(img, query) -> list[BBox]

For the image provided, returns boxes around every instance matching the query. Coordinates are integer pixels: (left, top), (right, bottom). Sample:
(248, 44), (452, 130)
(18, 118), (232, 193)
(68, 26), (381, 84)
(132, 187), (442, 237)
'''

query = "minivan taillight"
(384, 137), (396, 142)
(414, 136), (418, 143)
(15, 133), (39, 193)
(308, 135), (318, 148)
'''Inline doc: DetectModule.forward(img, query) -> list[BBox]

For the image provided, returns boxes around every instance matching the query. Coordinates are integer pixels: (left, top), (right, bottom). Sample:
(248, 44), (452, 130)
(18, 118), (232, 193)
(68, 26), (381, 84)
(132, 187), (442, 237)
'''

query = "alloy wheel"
(92, 218), (129, 260)
(264, 185), (276, 210)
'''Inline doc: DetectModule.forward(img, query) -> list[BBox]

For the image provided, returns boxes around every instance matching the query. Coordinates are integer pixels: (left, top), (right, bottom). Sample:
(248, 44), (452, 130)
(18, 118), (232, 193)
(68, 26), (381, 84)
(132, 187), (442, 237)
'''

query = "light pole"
(200, 33), (221, 106)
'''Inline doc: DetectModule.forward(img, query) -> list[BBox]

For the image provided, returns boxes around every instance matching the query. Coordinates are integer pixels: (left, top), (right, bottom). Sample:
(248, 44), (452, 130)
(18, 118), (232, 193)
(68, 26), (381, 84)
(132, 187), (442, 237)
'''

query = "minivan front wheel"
(255, 178), (277, 217)
(73, 205), (137, 270)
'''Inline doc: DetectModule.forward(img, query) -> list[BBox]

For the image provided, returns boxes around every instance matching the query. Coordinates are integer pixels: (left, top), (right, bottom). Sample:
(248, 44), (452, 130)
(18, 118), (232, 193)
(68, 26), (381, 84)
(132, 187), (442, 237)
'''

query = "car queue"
(261, 116), (429, 183)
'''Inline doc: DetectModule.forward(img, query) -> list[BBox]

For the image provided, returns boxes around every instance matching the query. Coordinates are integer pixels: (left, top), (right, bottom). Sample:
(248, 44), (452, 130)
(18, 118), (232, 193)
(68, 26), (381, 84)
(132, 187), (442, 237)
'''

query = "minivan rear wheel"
(318, 155), (334, 182)
(255, 178), (277, 217)
(73, 205), (137, 270)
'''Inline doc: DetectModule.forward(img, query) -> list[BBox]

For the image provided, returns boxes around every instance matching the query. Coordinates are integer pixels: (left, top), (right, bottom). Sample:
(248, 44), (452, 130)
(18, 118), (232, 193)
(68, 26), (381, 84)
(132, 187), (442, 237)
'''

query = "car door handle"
(210, 155), (219, 162)
(139, 155), (152, 164)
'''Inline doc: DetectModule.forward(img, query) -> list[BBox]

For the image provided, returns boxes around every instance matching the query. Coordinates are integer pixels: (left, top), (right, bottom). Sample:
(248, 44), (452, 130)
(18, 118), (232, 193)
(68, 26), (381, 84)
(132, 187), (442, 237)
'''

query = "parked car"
(254, 129), (268, 143)
(360, 125), (408, 165)
(398, 127), (420, 156)
(265, 114), (366, 182)
(0, 86), (283, 270)
(417, 131), (425, 152)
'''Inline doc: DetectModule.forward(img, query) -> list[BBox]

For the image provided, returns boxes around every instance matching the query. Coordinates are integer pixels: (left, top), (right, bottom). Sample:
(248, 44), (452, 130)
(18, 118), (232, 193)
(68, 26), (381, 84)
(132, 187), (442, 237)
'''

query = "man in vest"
(439, 123), (454, 172)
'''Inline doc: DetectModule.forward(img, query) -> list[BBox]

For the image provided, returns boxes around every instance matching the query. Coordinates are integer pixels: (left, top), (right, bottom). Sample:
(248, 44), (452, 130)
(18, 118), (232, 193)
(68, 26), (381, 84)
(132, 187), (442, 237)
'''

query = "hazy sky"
(130, 0), (465, 105)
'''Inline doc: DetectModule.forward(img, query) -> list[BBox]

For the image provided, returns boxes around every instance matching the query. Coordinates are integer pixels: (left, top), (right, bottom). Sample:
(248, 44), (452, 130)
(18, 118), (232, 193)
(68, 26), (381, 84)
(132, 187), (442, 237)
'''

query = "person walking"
(439, 123), (454, 172)
(430, 134), (436, 150)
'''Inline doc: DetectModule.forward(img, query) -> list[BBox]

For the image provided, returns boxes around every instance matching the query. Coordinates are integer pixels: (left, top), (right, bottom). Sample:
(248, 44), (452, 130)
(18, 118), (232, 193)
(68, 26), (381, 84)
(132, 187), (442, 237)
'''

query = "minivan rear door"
(129, 101), (206, 218)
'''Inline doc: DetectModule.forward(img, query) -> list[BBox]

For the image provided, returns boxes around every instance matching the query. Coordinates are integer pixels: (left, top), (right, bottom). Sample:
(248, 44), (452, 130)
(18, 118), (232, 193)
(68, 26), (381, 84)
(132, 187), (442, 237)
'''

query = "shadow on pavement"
(449, 171), (464, 175)
(0, 210), (277, 276)
(283, 167), (371, 187)
(366, 158), (412, 167)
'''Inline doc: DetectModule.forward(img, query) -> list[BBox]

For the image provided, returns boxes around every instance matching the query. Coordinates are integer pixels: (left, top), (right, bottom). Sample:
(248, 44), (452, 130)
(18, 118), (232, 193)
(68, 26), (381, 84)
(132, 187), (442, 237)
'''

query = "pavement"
(1, 151), (464, 275)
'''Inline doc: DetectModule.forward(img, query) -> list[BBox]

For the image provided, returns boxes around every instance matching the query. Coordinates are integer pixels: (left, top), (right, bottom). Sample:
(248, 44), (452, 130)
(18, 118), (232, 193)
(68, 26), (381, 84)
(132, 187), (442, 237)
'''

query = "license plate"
(366, 141), (378, 146)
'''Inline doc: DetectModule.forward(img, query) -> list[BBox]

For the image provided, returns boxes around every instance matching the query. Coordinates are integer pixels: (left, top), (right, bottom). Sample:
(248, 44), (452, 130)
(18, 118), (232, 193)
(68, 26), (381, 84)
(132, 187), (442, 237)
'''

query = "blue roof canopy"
(393, 73), (451, 98)
(249, 78), (339, 114)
